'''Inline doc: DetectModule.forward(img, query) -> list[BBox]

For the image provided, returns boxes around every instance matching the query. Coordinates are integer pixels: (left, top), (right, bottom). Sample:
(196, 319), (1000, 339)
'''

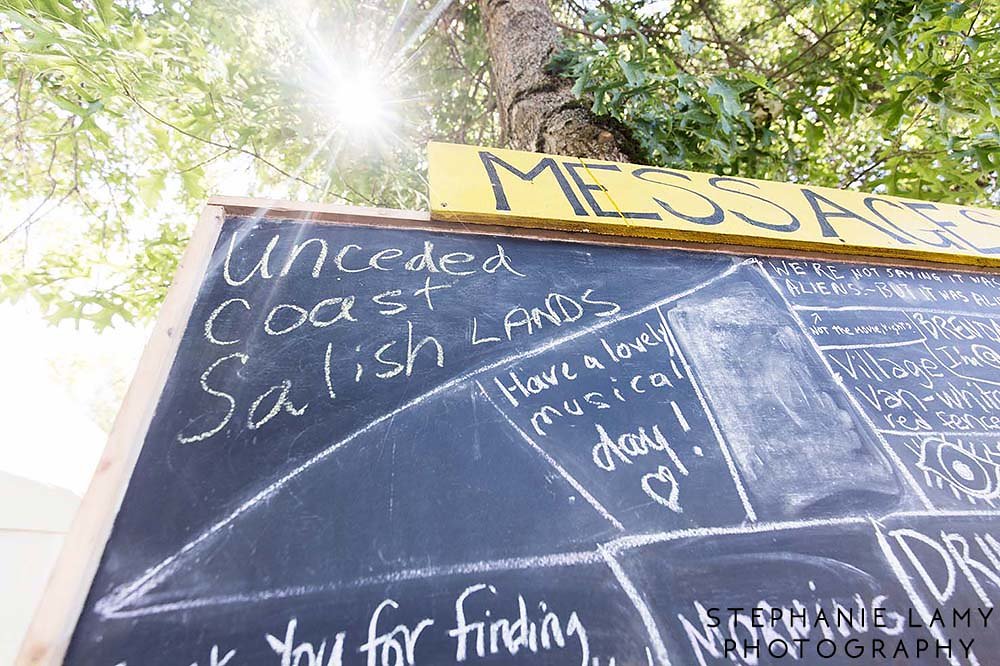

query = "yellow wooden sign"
(428, 141), (1000, 267)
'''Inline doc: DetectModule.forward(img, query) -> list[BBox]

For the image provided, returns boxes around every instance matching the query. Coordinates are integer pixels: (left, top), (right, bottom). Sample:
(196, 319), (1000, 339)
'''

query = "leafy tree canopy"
(1, 0), (997, 328)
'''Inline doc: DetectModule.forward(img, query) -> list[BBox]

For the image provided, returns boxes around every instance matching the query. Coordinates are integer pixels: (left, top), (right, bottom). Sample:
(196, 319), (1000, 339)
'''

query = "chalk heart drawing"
(95, 257), (994, 666)
(61, 202), (1000, 666)
(641, 466), (683, 513)
(95, 260), (755, 624)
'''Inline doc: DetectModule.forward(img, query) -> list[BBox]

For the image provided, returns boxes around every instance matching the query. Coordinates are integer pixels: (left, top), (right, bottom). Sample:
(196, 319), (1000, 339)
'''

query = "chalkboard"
(23, 201), (1000, 666)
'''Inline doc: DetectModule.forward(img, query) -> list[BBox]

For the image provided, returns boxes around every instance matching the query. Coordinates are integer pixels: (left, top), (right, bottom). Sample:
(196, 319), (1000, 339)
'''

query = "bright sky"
(0, 6), (430, 654)
(0, 157), (260, 662)
(0, 2), (414, 497)
(0, 299), (148, 495)
(0, 158), (259, 497)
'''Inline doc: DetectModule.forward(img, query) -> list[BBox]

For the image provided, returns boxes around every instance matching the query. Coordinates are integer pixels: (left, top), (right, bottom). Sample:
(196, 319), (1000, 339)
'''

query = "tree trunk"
(478, 0), (639, 162)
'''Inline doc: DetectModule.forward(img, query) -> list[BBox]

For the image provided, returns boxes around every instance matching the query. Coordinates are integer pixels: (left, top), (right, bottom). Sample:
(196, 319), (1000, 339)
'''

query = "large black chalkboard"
(61, 211), (1000, 665)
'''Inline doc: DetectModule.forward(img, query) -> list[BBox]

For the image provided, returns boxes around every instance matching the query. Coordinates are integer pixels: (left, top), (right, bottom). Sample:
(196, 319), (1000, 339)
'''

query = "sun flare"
(328, 70), (391, 134)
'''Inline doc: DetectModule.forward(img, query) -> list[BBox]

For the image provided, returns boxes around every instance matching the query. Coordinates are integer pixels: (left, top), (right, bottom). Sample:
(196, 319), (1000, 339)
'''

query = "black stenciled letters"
(709, 176), (800, 232)
(906, 202), (1000, 255)
(862, 197), (936, 247)
(563, 162), (662, 219)
(632, 167), (725, 226)
(800, 188), (927, 245)
(478, 150), (587, 216)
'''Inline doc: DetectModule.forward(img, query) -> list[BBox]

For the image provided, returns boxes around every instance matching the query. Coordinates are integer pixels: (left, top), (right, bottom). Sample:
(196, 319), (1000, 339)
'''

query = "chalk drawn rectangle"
(667, 271), (903, 519)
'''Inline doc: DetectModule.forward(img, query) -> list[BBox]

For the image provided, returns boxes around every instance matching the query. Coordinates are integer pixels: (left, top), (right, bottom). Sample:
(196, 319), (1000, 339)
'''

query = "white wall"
(0, 472), (80, 664)
(0, 300), (146, 660)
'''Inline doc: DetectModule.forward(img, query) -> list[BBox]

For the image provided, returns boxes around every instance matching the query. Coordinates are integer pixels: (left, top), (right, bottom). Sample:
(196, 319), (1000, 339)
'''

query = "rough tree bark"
(478, 0), (639, 162)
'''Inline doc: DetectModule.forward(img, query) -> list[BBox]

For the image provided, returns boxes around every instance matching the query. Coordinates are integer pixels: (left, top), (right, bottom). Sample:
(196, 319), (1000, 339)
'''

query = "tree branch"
(117, 80), (328, 195)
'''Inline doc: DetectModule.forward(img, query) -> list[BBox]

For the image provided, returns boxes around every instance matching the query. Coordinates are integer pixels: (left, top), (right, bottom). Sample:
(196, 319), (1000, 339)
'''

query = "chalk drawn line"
(97, 259), (752, 618)
(102, 550), (604, 619)
(658, 303), (758, 522)
(99, 508), (1000, 619)
(100, 257), (998, 629)
(792, 303), (1000, 317)
(871, 518), (969, 666)
(600, 545), (672, 666)
(878, 429), (1000, 438)
(757, 265), (937, 511)
(818, 339), (924, 351)
(475, 381), (626, 531)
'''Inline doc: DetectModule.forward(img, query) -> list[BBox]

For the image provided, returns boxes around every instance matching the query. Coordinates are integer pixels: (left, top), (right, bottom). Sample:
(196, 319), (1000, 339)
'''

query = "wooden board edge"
(431, 207), (1000, 270)
(210, 195), (1000, 276)
(207, 194), (429, 224)
(15, 205), (227, 666)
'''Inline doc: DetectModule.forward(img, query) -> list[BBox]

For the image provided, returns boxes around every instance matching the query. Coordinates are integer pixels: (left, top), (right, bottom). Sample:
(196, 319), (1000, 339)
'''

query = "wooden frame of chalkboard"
(16, 194), (999, 665)
(17, 204), (225, 666)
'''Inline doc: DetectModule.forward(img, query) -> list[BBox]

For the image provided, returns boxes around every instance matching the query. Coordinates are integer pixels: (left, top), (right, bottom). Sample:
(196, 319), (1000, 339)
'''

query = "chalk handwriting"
(266, 618), (345, 666)
(448, 584), (591, 666)
(358, 599), (433, 666)
(223, 234), (527, 286)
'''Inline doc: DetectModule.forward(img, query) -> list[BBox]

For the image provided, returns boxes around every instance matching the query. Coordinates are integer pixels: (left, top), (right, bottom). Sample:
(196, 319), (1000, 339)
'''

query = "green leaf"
(95, 0), (115, 25)
(617, 58), (643, 85)
(875, 96), (907, 127)
(946, 2), (970, 18)
(138, 171), (166, 209)
(707, 77), (742, 117)
(49, 95), (90, 117)
(150, 125), (171, 152)
(181, 168), (206, 200)
(132, 20), (153, 54)
(679, 30), (705, 56)
(571, 67), (591, 98)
